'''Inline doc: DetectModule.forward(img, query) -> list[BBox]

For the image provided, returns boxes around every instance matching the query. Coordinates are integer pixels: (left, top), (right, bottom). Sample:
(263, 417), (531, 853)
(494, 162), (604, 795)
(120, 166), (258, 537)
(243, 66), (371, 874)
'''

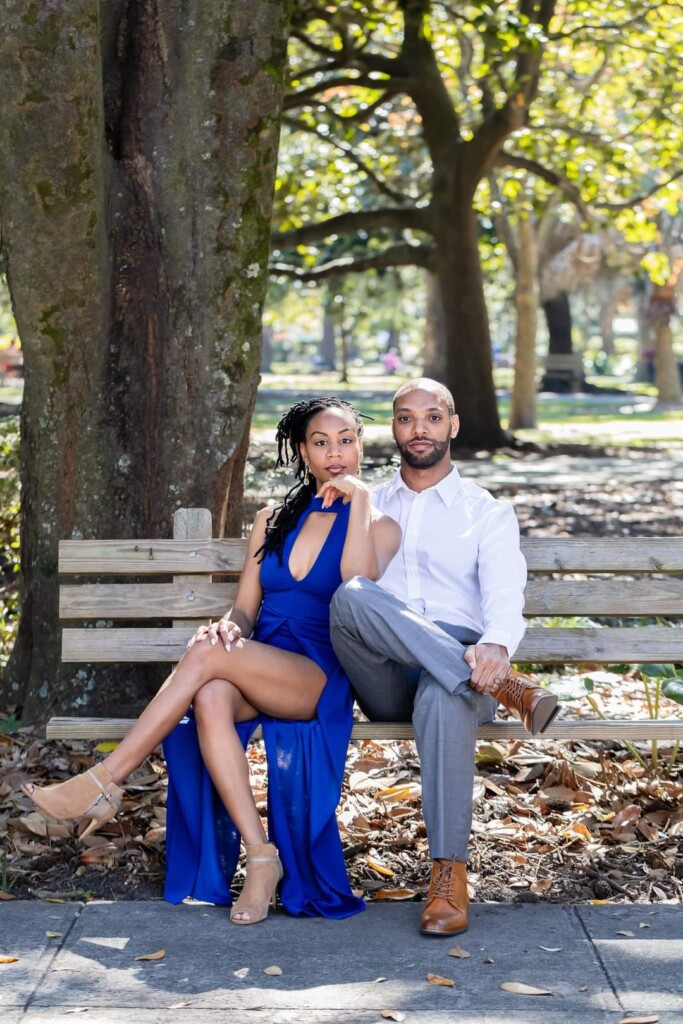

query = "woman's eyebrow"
(309, 427), (353, 437)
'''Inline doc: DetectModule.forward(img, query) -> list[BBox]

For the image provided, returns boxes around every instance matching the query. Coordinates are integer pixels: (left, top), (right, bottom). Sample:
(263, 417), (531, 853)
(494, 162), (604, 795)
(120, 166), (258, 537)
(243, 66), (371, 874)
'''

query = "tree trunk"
(0, 0), (290, 723)
(437, 203), (507, 449)
(509, 215), (538, 430)
(423, 271), (447, 380)
(320, 312), (337, 370)
(649, 285), (682, 406)
(261, 324), (273, 372)
(540, 292), (583, 393)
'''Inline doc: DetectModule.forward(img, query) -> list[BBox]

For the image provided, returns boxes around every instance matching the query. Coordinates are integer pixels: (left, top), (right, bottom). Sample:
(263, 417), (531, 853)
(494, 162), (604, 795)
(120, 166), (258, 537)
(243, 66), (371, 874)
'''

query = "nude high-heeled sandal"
(230, 842), (283, 926)
(21, 762), (124, 839)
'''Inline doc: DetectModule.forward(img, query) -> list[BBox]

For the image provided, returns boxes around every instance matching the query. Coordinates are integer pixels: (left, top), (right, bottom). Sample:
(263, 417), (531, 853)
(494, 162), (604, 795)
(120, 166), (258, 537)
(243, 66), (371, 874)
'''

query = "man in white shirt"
(330, 378), (558, 936)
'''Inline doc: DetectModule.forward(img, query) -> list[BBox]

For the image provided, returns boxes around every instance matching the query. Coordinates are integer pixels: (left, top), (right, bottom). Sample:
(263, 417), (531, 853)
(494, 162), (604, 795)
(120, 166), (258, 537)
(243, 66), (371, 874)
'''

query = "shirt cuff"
(478, 629), (515, 657)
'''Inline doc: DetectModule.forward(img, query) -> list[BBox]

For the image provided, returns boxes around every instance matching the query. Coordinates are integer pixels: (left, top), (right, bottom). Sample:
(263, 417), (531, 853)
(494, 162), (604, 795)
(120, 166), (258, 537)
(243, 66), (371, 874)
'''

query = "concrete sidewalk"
(1, 901), (681, 1023)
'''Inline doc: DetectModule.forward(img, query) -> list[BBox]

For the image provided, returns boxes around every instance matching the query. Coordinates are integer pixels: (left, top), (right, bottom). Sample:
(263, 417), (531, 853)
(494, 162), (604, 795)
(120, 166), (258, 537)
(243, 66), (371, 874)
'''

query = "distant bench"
(47, 508), (683, 744)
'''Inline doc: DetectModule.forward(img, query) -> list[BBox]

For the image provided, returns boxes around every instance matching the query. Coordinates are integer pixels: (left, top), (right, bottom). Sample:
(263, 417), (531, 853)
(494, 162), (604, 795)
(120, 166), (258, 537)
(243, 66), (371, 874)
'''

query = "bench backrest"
(57, 509), (683, 668)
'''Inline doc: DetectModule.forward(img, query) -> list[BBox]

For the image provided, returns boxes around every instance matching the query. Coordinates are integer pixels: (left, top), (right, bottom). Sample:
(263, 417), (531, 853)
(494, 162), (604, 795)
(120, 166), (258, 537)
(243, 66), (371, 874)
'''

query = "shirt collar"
(385, 464), (463, 507)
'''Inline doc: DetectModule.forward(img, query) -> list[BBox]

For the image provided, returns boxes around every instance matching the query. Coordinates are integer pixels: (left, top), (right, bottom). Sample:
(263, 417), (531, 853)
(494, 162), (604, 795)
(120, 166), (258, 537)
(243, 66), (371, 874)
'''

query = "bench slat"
(58, 539), (246, 574)
(61, 626), (683, 663)
(59, 537), (683, 575)
(60, 583), (238, 619)
(44, 717), (683, 742)
(59, 578), (683, 619)
(523, 578), (683, 616)
(522, 537), (683, 572)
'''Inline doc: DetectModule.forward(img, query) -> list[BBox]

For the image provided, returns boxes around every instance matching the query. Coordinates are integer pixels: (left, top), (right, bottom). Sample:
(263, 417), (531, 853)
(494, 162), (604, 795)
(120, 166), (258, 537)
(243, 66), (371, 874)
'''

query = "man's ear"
(450, 414), (460, 440)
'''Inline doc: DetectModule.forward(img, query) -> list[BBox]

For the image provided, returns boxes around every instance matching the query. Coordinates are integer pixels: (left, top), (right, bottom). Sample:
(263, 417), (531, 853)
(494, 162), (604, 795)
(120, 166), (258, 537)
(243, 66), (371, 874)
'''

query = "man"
(330, 378), (558, 936)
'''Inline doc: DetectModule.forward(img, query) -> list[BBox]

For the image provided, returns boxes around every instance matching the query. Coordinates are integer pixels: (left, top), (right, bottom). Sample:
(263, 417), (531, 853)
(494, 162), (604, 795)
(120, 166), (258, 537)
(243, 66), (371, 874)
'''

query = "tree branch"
(281, 116), (417, 205)
(284, 73), (394, 110)
(494, 152), (591, 221)
(272, 207), (434, 247)
(595, 169), (683, 211)
(270, 242), (436, 280)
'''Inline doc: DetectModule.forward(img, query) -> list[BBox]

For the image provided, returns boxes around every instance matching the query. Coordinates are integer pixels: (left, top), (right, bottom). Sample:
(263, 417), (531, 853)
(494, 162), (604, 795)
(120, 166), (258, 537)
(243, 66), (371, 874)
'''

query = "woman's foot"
(230, 842), (283, 925)
(21, 762), (124, 838)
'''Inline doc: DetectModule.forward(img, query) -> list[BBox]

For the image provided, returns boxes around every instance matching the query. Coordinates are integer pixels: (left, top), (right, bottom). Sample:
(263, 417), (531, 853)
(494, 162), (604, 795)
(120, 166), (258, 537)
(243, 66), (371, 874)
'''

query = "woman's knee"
(193, 678), (239, 723)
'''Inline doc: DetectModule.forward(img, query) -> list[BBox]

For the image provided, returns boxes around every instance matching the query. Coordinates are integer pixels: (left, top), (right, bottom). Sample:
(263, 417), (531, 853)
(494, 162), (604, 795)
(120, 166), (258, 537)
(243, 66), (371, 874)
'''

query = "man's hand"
(464, 643), (510, 693)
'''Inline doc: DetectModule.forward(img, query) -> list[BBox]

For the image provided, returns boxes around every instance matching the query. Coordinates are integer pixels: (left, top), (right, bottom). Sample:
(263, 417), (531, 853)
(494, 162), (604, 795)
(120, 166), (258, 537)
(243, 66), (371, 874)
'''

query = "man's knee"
(330, 575), (372, 627)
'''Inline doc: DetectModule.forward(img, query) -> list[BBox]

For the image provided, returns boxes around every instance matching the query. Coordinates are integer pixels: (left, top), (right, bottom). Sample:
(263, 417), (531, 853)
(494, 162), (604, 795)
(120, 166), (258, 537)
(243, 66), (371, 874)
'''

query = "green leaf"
(661, 678), (683, 706)
(638, 663), (677, 679)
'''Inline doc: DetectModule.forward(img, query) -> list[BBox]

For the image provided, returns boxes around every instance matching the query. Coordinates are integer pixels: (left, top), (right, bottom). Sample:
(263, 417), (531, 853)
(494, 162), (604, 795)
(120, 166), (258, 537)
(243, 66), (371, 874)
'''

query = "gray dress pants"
(330, 576), (496, 863)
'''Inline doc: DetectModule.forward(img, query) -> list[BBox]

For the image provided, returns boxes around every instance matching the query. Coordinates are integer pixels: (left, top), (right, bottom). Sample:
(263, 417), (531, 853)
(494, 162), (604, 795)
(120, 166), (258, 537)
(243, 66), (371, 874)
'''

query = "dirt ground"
(1, 440), (682, 908)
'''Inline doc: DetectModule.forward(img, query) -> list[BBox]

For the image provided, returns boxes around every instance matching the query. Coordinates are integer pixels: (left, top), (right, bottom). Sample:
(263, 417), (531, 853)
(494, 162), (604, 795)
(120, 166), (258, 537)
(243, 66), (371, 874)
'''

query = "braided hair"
(256, 396), (365, 565)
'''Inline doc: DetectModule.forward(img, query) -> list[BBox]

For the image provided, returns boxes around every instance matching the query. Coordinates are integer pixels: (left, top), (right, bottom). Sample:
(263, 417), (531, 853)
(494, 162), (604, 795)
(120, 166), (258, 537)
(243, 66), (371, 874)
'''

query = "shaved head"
(392, 378), (455, 416)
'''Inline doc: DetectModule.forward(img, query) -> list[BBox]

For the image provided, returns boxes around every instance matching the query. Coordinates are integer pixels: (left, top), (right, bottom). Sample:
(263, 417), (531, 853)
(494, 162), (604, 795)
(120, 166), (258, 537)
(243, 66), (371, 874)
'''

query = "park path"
(2, 900), (682, 1023)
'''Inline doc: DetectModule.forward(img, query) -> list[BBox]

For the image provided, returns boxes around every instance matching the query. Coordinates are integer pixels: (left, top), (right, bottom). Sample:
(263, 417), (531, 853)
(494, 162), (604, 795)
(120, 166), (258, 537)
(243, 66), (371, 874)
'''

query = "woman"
(22, 396), (400, 925)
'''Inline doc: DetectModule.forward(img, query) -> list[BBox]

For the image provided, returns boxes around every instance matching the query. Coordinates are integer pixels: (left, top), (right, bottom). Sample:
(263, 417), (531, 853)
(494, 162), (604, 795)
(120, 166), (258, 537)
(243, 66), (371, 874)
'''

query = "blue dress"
(162, 494), (365, 919)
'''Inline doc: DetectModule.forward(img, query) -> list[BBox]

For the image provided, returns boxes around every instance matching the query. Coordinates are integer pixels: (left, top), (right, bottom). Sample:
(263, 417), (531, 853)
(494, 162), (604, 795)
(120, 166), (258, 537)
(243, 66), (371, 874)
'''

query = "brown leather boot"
(489, 669), (559, 735)
(419, 859), (469, 936)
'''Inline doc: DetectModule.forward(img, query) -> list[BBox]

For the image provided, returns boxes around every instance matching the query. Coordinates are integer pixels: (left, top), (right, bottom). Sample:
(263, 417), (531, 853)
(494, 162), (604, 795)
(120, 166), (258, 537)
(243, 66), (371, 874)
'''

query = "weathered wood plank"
(45, 716), (683, 742)
(58, 539), (246, 574)
(522, 537), (683, 572)
(59, 536), (683, 575)
(60, 583), (237, 619)
(61, 626), (683, 663)
(523, 578), (683, 616)
(59, 578), (683, 619)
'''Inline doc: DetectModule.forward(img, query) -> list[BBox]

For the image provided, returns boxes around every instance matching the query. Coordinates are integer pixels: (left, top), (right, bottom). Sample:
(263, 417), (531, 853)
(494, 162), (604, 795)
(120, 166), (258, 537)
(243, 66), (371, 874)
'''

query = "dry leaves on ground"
(0, 688), (682, 906)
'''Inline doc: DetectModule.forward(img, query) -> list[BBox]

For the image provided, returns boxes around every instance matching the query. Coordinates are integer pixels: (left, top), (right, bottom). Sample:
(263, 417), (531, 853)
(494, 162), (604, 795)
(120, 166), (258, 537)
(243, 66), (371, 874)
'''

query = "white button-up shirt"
(373, 466), (526, 656)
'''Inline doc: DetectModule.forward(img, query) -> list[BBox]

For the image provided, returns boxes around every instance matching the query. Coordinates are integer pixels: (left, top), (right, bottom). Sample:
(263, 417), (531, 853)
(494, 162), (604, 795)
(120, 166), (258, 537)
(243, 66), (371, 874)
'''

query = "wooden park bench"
(47, 508), (683, 744)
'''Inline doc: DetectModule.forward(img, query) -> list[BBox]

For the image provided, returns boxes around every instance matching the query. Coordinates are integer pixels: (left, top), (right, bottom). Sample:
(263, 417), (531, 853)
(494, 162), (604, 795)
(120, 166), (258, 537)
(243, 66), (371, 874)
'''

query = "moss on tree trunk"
(0, 0), (291, 723)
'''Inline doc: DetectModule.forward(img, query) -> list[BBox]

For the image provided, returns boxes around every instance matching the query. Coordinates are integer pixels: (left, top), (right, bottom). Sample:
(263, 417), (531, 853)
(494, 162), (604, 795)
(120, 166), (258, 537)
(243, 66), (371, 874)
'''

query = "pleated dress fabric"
(163, 494), (365, 919)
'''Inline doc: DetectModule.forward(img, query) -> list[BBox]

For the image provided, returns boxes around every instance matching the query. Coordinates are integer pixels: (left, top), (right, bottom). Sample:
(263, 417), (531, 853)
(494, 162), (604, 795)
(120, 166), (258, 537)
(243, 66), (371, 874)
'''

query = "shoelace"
(431, 863), (458, 900)
(497, 674), (531, 704)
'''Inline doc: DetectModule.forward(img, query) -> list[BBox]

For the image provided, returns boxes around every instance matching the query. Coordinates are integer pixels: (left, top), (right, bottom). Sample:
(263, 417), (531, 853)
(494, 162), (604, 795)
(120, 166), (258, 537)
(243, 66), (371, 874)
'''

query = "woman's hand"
(187, 617), (243, 652)
(317, 475), (370, 508)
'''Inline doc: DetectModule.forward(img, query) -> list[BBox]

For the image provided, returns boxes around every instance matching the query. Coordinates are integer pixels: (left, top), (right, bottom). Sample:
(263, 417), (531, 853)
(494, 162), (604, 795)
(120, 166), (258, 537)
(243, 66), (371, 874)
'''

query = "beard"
(396, 435), (451, 468)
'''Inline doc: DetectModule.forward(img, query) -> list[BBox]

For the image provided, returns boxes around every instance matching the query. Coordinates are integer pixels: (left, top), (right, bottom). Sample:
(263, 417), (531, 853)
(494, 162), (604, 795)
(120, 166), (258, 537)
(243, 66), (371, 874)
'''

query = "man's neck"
(399, 458), (454, 493)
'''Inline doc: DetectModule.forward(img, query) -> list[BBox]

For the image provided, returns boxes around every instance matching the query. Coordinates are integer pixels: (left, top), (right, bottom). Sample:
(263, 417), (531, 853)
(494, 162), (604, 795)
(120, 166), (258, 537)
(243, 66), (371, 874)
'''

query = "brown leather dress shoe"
(489, 668), (559, 735)
(419, 859), (469, 936)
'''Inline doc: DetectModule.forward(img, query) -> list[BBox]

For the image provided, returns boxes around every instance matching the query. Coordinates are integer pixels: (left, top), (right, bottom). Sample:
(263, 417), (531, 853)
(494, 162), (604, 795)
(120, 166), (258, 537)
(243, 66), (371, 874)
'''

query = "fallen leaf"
(134, 949), (165, 961)
(373, 888), (417, 900)
(0, 956), (20, 964)
(530, 879), (553, 894)
(0, 891), (16, 901)
(263, 965), (283, 976)
(365, 854), (394, 877)
(501, 981), (552, 996)
(448, 945), (470, 959)
(539, 946), (562, 952)
(234, 967), (250, 979)
(616, 930), (635, 937)
(618, 1017), (659, 1024)
(45, 931), (63, 938)
(427, 973), (455, 987)
(94, 742), (120, 753)
(483, 957), (495, 964)
(373, 977), (388, 983)
(639, 923), (651, 929)
(380, 1012), (406, 1022)
(613, 805), (642, 828)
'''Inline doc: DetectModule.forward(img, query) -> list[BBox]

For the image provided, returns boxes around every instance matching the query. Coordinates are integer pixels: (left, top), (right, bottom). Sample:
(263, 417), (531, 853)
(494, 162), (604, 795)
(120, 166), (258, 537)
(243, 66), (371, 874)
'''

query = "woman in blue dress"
(23, 397), (400, 926)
